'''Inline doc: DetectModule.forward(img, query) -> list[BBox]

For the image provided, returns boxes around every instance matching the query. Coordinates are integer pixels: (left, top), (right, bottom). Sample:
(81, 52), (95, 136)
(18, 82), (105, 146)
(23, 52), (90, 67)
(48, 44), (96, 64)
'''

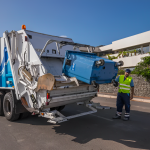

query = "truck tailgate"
(50, 85), (96, 97)
(43, 85), (97, 108)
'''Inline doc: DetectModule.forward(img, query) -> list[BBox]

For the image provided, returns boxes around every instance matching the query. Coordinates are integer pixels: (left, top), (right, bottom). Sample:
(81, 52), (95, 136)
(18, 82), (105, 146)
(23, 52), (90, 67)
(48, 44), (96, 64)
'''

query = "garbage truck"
(0, 25), (123, 124)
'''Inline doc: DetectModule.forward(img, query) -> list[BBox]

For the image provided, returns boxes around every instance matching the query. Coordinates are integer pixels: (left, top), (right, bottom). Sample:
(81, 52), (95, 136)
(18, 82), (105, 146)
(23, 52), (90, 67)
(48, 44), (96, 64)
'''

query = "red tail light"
(25, 36), (28, 41)
(47, 93), (50, 99)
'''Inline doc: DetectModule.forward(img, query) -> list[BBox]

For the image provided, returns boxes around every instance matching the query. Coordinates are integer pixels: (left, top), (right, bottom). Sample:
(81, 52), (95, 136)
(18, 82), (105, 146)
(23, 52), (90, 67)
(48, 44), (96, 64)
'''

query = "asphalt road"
(0, 97), (150, 150)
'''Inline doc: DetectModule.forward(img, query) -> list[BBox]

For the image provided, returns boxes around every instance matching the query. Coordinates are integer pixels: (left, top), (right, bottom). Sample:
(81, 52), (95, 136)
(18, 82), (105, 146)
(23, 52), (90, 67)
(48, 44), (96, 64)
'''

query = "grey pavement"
(0, 97), (150, 150)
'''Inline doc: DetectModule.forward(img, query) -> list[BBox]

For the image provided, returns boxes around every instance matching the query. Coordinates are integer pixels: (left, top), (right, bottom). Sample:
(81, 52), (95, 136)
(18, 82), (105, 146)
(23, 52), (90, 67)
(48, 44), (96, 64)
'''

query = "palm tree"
(134, 49), (137, 55)
(122, 51), (127, 57)
(129, 50), (134, 56)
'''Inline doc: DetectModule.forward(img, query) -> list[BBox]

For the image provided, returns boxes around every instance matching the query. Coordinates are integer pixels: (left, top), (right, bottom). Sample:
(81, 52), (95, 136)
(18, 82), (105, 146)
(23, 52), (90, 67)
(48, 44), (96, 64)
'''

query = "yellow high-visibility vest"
(118, 75), (132, 93)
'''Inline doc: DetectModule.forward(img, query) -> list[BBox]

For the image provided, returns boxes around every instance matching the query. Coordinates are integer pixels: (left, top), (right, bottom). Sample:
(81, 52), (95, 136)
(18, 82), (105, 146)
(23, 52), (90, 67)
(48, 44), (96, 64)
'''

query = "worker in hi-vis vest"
(112, 69), (134, 121)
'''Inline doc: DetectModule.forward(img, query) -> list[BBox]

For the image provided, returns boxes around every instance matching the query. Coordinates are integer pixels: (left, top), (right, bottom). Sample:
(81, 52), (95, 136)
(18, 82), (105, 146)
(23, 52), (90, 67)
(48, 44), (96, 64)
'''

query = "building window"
(126, 47), (142, 56)
(136, 48), (142, 55)
(143, 46), (149, 54)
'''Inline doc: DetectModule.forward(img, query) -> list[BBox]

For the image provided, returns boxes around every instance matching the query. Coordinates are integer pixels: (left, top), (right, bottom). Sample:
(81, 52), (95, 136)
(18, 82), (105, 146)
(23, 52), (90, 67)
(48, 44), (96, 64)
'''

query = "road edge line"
(97, 94), (150, 103)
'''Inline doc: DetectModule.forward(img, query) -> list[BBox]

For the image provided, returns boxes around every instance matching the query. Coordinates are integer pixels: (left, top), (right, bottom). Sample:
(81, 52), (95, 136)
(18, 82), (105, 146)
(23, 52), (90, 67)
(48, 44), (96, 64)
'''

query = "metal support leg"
(39, 103), (98, 124)
(89, 102), (111, 109)
(39, 101), (110, 124)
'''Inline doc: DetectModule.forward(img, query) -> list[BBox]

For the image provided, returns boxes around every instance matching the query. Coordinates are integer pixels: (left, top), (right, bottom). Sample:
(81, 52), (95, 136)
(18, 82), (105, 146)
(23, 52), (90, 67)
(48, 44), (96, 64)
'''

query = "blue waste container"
(62, 50), (118, 85)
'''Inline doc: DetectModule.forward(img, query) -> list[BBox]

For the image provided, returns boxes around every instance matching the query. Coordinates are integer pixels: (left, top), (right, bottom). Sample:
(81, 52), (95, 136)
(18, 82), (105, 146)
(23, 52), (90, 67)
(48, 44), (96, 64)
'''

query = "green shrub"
(107, 54), (118, 60)
(117, 69), (125, 75)
(133, 56), (150, 81)
(131, 69), (137, 74)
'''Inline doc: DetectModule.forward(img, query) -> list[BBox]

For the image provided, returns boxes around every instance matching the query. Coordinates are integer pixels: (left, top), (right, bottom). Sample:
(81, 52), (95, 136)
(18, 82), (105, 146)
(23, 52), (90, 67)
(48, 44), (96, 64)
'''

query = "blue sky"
(0, 0), (150, 46)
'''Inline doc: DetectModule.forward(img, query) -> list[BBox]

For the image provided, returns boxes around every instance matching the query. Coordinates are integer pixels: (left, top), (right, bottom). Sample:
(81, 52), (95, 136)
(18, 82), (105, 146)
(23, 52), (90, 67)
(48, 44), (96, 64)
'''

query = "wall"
(104, 53), (149, 68)
(112, 31), (150, 51)
(99, 75), (150, 97)
(112, 53), (149, 68)
(99, 44), (112, 51)
(98, 30), (150, 52)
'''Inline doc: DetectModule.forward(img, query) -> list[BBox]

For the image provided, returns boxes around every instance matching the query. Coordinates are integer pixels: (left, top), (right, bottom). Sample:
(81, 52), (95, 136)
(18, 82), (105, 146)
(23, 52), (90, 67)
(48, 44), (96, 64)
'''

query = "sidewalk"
(97, 93), (150, 103)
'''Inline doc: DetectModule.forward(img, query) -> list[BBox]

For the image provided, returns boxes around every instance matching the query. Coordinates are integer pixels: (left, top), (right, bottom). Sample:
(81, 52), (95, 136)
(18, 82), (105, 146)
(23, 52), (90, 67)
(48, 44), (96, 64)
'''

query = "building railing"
(106, 50), (150, 60)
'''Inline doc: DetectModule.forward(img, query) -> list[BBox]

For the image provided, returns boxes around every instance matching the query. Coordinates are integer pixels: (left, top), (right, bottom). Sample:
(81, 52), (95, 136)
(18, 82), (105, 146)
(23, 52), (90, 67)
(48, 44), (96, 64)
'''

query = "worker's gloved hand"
(112, 79), (118, 87)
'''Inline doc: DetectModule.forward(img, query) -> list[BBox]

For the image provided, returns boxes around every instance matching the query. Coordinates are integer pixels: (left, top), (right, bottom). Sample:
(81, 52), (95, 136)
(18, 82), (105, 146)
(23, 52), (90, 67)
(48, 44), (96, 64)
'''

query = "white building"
(80, 30), (150, 69)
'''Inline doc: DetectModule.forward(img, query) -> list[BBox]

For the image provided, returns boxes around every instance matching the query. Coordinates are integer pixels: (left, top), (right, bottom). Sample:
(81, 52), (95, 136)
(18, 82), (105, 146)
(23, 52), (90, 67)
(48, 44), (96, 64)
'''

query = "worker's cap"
(125, 69), (131, 73)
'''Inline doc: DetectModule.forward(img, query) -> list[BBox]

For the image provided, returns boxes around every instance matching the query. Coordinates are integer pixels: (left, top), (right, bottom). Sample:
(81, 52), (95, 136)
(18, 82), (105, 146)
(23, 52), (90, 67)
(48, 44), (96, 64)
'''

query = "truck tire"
(3, 92), (20, 121)
(0, 92), (5, 116)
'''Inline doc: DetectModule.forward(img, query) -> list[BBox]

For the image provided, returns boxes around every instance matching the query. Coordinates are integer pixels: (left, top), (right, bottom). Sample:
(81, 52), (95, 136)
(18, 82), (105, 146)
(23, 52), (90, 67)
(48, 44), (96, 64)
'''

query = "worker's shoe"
(123, 117), (130, 121)
(112, 114), (121, 119)
(123, 113), (130, 121)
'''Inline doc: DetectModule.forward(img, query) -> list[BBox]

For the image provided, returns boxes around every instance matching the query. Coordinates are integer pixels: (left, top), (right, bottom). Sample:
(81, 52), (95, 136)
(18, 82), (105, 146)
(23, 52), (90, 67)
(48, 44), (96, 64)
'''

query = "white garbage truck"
(0, 25), (122, 124)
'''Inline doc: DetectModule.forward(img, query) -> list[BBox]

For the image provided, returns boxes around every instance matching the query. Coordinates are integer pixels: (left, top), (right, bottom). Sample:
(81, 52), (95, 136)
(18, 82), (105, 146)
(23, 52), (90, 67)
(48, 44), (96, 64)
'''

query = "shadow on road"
(15, 103), (150, 150)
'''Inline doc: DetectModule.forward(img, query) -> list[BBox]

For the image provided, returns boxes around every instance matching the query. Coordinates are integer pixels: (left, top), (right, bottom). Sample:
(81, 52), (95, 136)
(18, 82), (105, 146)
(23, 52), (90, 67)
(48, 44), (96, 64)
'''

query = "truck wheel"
(3, 92), (20, 121)
(0, 92), (5, 116)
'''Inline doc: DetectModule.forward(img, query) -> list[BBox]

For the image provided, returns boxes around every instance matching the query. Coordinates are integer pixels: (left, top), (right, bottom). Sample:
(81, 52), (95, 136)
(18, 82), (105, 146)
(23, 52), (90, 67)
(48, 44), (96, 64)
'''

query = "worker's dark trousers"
(116, 92), (130, 114)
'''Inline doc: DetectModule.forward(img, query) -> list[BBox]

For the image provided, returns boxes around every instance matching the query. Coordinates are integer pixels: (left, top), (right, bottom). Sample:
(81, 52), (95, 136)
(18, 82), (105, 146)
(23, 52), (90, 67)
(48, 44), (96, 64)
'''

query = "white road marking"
(77, 110), (113, 121)
(120, 139), (136, 142)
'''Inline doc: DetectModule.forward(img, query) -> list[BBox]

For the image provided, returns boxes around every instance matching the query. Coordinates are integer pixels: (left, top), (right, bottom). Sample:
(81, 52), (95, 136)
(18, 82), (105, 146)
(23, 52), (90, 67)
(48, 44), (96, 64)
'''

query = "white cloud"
(60, 35), (67, 38)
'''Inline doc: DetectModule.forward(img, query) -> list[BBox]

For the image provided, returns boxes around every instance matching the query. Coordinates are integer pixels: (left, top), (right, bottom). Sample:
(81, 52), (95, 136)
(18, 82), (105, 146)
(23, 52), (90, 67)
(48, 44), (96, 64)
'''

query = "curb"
(97, 94), (150, 103)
